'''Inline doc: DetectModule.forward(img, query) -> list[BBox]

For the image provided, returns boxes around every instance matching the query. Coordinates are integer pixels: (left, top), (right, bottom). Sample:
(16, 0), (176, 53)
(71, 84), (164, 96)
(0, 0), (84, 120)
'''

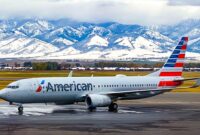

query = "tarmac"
(0, 92), (200, 135)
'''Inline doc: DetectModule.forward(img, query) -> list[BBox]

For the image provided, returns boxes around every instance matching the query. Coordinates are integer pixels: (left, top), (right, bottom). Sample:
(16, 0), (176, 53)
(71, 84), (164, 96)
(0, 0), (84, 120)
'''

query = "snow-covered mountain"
(86, 35), (109, 47)
(0, 19), (200, 61)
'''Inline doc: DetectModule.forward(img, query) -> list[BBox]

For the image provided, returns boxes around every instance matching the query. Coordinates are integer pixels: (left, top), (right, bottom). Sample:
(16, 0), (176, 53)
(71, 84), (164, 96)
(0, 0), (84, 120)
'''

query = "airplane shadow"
(52, 109), (79, 114)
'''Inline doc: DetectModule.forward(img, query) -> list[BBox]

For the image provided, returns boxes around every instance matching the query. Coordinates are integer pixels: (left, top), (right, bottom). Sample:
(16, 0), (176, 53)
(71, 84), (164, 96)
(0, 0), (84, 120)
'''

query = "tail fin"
(148, 37), (188, 77)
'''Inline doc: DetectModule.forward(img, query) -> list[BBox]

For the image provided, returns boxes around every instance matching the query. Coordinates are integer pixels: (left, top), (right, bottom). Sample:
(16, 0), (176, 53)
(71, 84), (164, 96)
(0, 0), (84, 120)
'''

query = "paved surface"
(0, 93), (200, 135)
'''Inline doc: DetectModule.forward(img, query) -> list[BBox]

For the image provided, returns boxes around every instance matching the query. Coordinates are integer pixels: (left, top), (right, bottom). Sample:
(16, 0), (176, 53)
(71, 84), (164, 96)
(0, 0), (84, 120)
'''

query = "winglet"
(68, 71), (73, 77)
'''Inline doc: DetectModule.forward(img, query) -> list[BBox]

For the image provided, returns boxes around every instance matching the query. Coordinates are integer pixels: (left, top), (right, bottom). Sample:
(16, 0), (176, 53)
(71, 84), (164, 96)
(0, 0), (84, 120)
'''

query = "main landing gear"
(87, 103), (118, 112)
(88, 106), (96, 112)
(108, 103), (118, 112)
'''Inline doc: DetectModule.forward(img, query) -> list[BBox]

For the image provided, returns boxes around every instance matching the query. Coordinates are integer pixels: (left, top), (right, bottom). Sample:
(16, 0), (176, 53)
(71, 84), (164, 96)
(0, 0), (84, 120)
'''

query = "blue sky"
(0, 0), (199, 25)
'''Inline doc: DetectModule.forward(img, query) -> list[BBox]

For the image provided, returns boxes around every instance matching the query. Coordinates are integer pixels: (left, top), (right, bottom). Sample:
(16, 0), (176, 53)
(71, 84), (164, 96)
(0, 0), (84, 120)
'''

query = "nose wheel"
(9, 102), (24, 114)
(18, 105), (23, 114)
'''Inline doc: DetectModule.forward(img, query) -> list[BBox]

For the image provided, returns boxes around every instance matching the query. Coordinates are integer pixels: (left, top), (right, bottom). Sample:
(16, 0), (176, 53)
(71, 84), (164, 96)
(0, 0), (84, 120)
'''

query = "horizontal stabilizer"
(174, 78), (200, 89)
(191, 79), (200, 88)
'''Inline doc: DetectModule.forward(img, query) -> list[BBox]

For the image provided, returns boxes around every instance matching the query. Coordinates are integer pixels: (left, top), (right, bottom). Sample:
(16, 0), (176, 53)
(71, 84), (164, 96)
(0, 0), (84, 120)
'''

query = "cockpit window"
(7, 86), (19, 89)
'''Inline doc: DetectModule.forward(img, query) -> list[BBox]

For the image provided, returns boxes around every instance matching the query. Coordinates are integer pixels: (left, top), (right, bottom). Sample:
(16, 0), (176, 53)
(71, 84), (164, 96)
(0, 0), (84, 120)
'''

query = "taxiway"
(0, 92), (200, 135)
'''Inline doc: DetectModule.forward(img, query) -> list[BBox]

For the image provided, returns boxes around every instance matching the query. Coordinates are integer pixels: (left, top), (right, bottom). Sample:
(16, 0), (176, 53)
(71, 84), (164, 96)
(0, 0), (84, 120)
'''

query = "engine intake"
(86, 94), (112, 107)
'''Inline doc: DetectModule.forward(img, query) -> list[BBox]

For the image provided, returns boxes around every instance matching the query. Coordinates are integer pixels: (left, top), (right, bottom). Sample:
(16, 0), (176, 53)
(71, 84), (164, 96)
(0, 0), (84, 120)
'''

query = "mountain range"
(0, 19), (200, 61)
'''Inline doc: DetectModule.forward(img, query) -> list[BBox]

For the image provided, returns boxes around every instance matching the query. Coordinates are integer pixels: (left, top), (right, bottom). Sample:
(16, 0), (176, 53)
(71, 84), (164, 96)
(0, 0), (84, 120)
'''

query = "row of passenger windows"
(7, 86), (19, 89)
(93, 84), (157, 88)
(6, 84), (156, 89)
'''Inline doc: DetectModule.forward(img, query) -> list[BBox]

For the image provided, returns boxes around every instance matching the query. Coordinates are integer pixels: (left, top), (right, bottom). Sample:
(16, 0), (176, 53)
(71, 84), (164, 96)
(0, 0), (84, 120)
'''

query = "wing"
(85, 78), (200, 97)
(79, 88), (172, 100)
(80, 78), (200, 98)
(97, 88), (172, 96)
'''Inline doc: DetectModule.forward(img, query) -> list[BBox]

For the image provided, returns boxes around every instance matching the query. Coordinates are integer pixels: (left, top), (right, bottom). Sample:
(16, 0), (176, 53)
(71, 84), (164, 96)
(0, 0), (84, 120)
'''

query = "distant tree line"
(184, 63), (200, 68)
(31, 62), (72, 70)
(94, 62), (164, 68)
(94, 62), (200, 68)
(32, 62), (59, 70)
(22, 61), (200, 70)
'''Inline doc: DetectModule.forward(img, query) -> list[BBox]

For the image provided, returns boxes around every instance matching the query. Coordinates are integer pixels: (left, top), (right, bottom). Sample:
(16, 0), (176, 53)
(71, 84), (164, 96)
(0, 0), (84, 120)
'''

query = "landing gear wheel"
(88, 106), (96, 112)
(108, 103), (118, 112)
(18, 106), (23, 114)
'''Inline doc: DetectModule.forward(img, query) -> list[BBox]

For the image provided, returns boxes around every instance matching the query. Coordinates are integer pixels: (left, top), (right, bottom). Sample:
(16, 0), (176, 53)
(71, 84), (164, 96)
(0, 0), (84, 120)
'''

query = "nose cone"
(0, 89), (8, 100)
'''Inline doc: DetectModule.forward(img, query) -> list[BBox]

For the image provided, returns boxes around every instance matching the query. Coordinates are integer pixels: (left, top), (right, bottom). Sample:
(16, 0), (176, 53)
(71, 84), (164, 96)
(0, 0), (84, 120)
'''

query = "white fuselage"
(0, 76), (177, 104)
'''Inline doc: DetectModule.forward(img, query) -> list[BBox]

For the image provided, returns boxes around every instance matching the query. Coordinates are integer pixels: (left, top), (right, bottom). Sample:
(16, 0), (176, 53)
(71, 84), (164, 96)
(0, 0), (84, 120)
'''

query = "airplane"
(0, 37), (199, 113)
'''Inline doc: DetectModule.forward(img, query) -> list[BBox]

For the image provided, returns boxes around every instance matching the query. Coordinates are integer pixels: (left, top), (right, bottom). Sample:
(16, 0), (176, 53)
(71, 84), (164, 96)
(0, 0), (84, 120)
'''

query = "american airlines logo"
(36, 80), (45, 92)
(36, 80), (93, 92)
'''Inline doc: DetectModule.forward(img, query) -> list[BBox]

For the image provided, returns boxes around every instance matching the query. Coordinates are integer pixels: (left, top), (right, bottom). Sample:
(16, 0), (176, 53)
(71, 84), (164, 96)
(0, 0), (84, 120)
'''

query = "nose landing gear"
(18, 105), (23, 114)
(10, 102), (23, 115)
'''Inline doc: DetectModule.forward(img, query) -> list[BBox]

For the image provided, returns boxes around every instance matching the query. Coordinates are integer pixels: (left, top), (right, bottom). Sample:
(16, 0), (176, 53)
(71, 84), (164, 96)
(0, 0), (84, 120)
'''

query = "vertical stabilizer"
(147, 37), (188, 77)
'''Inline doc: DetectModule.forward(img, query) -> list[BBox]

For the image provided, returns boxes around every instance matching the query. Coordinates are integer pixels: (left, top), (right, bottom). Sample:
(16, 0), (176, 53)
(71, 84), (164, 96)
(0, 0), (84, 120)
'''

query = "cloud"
(168, 0), (200, 6)
(0, 0), (199, 25)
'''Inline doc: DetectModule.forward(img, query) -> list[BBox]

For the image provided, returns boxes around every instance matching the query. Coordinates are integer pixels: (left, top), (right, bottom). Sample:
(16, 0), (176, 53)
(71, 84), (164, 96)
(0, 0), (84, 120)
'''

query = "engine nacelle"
(86, 94), (112, 107)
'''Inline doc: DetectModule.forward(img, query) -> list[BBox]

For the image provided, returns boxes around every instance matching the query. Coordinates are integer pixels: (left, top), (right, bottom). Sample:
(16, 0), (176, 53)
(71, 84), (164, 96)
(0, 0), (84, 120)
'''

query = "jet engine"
(85, 94), (112, 107)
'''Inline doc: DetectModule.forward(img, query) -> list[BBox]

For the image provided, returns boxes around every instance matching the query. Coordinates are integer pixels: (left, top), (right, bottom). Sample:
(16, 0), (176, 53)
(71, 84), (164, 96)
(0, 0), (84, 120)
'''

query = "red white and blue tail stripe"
(148, 37), (188, 77)
(159, 37), (188, 77)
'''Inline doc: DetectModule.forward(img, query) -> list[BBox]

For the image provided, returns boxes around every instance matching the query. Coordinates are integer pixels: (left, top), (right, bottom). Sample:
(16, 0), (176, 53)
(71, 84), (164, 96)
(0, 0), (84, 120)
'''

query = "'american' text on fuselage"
(46, 81), (93, 92)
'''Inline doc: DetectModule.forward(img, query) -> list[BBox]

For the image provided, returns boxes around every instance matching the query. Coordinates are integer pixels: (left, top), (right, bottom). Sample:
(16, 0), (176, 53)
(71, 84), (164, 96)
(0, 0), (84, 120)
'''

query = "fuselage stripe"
(158, 81), (182, 87)
(159, 72), (182, 76)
